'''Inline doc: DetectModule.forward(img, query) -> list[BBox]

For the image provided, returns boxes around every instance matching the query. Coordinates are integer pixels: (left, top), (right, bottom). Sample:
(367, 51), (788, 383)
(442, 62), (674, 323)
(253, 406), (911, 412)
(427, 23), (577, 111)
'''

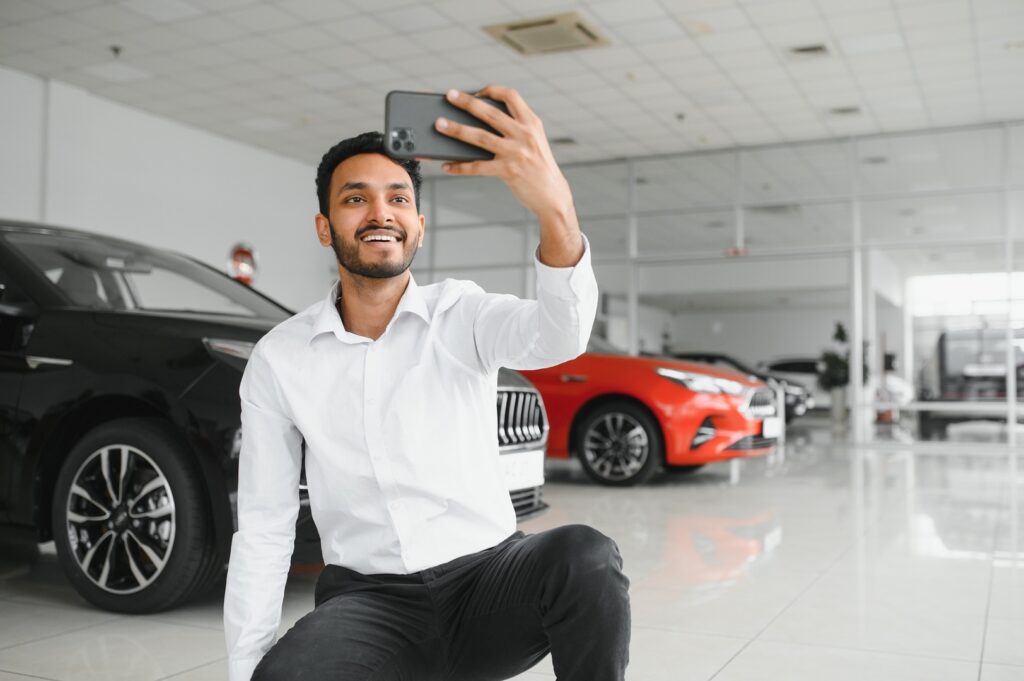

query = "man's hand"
(435, 85), (583, 267)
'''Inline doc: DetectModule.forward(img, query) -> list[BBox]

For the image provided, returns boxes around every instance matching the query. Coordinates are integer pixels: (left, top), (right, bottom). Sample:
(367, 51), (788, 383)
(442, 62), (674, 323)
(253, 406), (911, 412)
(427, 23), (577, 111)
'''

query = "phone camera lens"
(397, 129), (408, 141)
(404, 141), (414, 152)
(391, 140), (402, 152)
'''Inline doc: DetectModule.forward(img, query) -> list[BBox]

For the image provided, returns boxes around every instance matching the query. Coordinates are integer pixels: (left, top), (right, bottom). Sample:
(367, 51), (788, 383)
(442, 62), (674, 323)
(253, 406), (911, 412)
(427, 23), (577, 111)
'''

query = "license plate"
(761, 417), (782, 439)
(499, 449), (545, 490)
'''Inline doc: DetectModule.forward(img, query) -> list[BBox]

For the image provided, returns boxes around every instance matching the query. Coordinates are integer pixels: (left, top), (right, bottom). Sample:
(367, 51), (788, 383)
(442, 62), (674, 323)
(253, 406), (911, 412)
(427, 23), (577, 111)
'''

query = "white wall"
(0, 67), (45, 222)
(607, 297), (672, 353)
(0, 66), (332, 311)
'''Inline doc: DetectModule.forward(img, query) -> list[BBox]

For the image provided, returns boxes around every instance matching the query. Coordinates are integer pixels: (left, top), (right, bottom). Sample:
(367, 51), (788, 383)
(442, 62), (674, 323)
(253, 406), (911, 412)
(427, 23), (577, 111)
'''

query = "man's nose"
(366, 197), (394, 224)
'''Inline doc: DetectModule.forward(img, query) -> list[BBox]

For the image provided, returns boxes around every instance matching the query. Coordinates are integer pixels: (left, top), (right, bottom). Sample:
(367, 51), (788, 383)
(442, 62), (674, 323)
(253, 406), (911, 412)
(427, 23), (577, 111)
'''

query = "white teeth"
(362, 235), (397, 242)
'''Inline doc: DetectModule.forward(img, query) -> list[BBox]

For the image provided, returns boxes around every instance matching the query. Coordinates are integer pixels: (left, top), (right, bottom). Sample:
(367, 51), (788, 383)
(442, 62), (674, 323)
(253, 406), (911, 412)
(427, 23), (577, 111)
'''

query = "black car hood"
(89, 309), (281, 344)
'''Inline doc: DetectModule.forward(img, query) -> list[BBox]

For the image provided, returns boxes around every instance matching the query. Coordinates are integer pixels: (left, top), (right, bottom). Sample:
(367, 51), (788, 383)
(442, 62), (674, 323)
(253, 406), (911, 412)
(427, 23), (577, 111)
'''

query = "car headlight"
(203, 338), (255, 368)
(656, 367), (745, 395)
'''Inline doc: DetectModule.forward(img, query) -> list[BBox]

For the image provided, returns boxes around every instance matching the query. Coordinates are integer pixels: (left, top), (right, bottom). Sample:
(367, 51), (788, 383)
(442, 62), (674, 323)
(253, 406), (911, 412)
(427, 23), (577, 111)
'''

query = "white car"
(757, 357), (831, 411)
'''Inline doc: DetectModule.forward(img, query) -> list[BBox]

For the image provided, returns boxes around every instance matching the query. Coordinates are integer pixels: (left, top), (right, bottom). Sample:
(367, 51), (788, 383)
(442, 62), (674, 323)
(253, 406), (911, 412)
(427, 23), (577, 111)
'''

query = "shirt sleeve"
(471, 234), (598, 374)
(223, 342), (303, 681)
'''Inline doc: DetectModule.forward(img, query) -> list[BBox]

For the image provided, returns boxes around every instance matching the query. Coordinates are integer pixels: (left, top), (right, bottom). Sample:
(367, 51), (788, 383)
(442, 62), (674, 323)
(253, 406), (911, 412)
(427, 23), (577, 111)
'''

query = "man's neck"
(336, 269), (411, 341)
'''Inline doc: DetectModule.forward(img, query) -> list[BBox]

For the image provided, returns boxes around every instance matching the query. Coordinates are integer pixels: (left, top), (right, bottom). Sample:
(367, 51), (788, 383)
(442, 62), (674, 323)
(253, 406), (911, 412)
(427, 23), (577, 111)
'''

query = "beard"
(328, 220), (419, 279)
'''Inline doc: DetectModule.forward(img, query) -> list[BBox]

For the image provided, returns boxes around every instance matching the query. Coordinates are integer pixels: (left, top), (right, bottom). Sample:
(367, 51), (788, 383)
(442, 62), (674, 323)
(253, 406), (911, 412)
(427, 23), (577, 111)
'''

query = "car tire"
(574, 400), (662, 487)
(52, 418), (214, 613)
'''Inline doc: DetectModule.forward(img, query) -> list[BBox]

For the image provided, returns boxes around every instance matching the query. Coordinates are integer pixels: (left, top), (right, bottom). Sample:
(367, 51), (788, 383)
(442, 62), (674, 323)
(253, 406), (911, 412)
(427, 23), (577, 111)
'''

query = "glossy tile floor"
(2, 417), (1023, 680)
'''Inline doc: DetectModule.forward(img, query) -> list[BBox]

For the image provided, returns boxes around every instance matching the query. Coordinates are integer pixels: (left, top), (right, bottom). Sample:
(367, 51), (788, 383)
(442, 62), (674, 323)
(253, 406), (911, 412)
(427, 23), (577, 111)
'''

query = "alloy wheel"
(582, 412), (651, 482)
(65, 445), (176, 594)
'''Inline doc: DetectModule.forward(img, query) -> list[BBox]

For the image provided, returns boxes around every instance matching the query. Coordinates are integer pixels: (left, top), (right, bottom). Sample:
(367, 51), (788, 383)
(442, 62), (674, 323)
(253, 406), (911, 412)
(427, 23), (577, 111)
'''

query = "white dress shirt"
(223, 237), (598, 681)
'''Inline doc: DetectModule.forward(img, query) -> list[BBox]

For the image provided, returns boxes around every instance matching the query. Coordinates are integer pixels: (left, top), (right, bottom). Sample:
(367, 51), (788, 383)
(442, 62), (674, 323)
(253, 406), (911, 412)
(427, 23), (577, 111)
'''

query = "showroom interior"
(1, 0), (1023, 679)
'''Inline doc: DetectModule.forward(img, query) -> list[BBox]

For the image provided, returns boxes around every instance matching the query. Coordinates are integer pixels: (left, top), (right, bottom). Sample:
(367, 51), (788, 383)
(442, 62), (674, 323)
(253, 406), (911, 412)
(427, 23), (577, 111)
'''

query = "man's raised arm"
(435, 85), (598, 373)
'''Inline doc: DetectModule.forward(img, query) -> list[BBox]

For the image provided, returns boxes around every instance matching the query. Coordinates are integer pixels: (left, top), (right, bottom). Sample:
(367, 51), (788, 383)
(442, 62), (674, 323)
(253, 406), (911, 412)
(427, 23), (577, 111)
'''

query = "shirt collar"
(309, 274), (429, 344)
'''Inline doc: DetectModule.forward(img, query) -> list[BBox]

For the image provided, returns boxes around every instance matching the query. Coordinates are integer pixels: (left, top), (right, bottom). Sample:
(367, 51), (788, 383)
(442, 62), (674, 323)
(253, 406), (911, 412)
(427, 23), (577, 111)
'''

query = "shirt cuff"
(228, 655), (261, 681)
(534, 234), (593, 301)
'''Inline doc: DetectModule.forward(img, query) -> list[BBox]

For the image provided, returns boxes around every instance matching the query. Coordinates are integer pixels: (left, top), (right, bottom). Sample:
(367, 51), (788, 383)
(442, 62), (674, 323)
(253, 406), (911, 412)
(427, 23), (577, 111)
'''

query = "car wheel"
(52, 418), (214, 613)
(575, 401), (662, 486)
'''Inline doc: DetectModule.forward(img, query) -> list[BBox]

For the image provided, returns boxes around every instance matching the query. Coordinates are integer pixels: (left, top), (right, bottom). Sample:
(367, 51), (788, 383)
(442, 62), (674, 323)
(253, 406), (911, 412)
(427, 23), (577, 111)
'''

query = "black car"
(0, 221), (548, 613)
(668, 352), (813, 420)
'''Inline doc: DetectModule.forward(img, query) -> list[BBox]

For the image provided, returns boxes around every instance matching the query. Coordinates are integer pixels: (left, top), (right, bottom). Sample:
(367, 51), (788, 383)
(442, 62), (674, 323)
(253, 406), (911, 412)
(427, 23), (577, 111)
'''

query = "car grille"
(727, 435), (778, 450)
(510, 486), (548, 519)
(746, 389), (777, 418)
(497, 389), (547, 447)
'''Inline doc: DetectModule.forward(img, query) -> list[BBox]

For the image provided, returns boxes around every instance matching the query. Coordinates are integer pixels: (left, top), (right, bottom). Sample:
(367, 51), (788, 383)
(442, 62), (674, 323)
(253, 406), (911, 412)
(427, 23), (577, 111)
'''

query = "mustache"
(355, 225), (406, 240)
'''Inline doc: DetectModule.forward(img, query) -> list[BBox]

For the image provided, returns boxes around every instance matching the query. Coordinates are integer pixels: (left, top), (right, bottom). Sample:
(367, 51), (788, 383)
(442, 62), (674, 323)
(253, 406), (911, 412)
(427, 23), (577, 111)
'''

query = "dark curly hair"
(315, 132), (422, 216)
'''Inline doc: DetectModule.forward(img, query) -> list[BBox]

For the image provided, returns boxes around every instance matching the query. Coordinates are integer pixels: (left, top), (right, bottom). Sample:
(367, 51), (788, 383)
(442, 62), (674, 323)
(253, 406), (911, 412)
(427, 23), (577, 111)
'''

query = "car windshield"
(587, 335), (627, 355)
(4, 231), (290, 320)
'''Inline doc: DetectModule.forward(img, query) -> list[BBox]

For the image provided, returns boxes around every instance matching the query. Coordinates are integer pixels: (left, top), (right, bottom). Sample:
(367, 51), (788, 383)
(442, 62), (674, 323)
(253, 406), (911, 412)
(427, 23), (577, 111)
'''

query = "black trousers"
(252, 524), (630, 681)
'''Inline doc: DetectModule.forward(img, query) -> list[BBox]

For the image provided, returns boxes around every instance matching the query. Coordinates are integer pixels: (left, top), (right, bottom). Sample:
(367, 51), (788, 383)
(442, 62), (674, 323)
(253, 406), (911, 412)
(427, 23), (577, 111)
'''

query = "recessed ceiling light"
(83, 62), (151, 82)
(861, 155), (888, 165)
(675, 112), (686, 122)
(633, 176), (649, 185)
(829, 105), (861, 116)
(705, 220), (726, 228)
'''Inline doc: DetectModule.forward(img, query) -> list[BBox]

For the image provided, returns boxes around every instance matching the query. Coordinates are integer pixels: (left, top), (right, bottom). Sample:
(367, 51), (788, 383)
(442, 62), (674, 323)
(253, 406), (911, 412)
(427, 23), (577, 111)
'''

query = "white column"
(626, 160), (639, 355)
(850, 138), (866, 443)
(1004, 123), (1017, 448)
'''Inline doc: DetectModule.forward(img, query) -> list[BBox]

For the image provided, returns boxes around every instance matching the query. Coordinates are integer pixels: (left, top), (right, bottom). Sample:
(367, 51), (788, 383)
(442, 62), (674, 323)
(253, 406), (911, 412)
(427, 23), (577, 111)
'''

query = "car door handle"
(25, 355), (74, 370)
(560, 374), (587, 383)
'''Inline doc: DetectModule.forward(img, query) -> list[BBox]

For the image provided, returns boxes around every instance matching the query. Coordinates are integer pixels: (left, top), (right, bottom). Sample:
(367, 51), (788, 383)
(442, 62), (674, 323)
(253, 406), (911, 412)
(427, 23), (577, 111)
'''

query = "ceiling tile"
(589, 0), (668, 25)
(742, 0), (819, 26)
(377, 5), (451, 33)
(672, 6), (751, 34)
(119, 0), (205, 23)
(896, 1), (973, 28)
(611, 18), (686, 43)
(0, 0), (60, 24)
(696, 28), (765, 53)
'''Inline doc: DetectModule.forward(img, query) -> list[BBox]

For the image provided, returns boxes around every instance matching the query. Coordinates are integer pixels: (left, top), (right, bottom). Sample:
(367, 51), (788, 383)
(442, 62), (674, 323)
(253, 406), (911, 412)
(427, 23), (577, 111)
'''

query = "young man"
(223, 86), (630, 681)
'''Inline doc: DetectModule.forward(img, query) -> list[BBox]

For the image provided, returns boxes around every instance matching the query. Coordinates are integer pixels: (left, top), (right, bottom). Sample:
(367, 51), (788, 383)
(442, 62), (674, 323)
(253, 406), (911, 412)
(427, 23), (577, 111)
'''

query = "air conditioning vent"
(747, 203), (801, 215)
(783, 43), (831, 62)
(483, 12), (610, 56)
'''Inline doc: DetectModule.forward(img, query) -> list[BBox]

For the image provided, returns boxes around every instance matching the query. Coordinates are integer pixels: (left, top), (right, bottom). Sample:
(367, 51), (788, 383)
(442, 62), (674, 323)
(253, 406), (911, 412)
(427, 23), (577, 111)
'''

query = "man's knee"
(540, 525), (625, 585)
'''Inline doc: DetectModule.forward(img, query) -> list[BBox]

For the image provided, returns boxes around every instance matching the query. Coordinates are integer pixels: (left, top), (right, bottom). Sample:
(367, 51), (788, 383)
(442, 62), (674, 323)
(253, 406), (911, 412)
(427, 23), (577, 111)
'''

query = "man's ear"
(315, 214), (332, 247)
(418, 213), (425, 248)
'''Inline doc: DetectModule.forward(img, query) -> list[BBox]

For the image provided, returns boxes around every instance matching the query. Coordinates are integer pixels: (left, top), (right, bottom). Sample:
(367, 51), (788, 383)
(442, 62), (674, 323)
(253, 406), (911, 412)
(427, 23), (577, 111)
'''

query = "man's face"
(317, 153), (424, 279)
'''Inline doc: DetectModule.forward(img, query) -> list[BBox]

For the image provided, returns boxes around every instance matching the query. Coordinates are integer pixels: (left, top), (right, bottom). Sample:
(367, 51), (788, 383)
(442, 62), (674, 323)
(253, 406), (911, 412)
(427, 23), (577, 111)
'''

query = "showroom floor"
(1, 417), (1022, 681)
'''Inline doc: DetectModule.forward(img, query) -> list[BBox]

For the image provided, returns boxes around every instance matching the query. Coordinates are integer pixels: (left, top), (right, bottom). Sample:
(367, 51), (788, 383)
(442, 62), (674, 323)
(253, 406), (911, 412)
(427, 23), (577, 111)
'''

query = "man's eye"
(344, 196), (365, 203)
(393, 196), (409, 203)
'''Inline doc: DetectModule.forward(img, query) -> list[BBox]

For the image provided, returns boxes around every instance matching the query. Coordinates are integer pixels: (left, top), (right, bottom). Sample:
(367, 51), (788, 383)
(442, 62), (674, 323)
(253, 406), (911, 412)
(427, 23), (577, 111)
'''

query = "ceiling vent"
(784, 43), (830, 62)
(747, 203), (802, 216)
(483, 12), (610, 56)
(829, 105), (862, 116)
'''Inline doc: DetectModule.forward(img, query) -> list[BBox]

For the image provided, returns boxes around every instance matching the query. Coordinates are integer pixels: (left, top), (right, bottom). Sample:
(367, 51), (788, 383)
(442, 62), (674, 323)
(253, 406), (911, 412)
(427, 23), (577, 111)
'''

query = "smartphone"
(384, 90), (509, 162)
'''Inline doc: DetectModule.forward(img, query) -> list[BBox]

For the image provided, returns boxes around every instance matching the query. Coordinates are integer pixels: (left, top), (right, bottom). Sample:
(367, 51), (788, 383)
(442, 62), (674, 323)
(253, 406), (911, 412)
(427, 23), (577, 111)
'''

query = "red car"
(521, 338), (780, 486)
